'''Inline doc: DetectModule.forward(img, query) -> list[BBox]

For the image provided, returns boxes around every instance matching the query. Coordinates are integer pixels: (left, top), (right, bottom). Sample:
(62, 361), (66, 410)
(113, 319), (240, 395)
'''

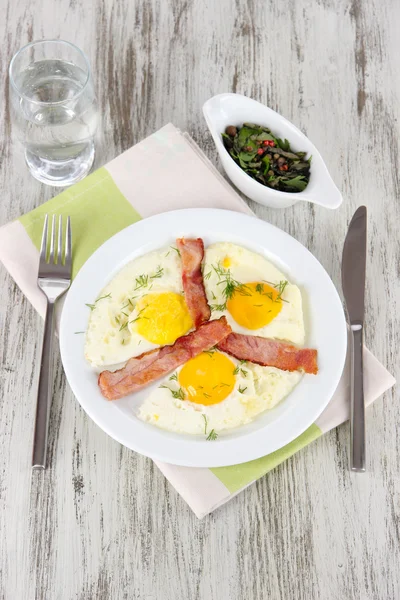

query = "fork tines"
(39, 214), (71, 271)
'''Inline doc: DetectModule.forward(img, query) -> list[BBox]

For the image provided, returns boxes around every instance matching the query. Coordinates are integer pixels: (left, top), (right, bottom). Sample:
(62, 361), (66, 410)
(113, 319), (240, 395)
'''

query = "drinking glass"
(9, 40), (98, 187)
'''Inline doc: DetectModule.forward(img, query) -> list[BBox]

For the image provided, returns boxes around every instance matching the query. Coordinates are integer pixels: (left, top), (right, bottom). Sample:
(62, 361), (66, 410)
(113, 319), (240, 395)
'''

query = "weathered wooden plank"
(0, 0), (399, 598)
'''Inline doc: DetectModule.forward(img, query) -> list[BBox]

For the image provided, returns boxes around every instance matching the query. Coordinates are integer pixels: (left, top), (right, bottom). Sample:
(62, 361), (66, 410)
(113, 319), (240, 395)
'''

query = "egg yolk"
(134, 292), (192, 345)
(179, 351), (235, 405)
(227, 281), (282, 330)
(222, 256), (232, 268)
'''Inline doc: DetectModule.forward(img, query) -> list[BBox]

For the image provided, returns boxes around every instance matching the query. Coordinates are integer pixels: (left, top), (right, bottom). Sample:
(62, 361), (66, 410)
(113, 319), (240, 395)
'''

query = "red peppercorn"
(269, 141), (276, 147)
(279, 164), (288, 171)
(257, 148), (264, 155)
(263, 140), (269, 146)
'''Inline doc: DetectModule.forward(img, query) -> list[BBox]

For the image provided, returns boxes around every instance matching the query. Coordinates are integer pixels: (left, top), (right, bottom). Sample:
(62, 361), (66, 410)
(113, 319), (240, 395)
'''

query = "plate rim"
(60, 208), (347, 467)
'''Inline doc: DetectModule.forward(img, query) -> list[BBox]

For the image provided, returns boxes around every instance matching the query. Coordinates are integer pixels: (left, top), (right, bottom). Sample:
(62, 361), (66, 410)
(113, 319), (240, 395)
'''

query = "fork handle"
(32, 300), (55, 469)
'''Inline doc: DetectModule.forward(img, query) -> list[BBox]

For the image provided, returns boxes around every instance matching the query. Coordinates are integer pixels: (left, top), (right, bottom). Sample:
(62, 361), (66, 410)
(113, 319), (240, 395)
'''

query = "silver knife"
(342, 206), (367, 472)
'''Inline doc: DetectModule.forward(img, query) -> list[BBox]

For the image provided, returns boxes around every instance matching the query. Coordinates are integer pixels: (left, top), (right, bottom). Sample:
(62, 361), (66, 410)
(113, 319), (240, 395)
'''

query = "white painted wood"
(0, 0), (399, 598)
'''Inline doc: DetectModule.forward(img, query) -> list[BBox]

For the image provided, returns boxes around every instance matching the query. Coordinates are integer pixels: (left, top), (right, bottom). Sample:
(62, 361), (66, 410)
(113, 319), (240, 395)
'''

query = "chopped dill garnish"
(96, 293), (112, 302)
(203, 392), (211, 398)
(255, 283), (264, 293)
(115, 315), (120, 325)
(204, 347), (217, 357)
(212, 385), (219, 389)
(169, 373), (178, 381)
(74, 331), (85, 334)
(85, 303), (96, 311)
(160, 385), (185, 400)
(170, 246), (181, 257)
(151, 266), (163, 279)
(210, 303), (226, 312)
(121, 311), (129, 317)
(238, 386), (247, 394)
(134, 274), (149, 290)
(119, 321), (129, 331)
(206, 429), (218, 441)
(204, 271), (212, 280)
(121, 339), (125, 345)
(130, 307), (147, 324)
(263, 279), (289, 302)
(209, 262), (251, 310)
(253, 304), (263, 307)
(202, 414), (208, 434)
(275, 280), (288, 301)
(233, 364), (248, 377)
(220, 382), (230, 387)
(211, 291), (216, 300)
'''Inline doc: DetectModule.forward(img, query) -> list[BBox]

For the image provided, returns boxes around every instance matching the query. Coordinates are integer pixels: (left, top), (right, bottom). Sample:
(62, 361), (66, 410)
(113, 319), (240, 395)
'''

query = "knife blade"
(342, 205), (367, 472)
(342, 206), (367, 324)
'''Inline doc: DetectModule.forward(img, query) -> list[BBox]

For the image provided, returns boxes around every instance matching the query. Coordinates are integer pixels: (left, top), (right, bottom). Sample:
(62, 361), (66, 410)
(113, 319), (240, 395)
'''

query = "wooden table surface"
(0, 1), (399, 598)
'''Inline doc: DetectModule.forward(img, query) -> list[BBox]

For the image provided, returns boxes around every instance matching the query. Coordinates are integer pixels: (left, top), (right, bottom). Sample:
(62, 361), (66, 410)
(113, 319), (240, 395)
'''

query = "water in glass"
(10, 41), (98, 187)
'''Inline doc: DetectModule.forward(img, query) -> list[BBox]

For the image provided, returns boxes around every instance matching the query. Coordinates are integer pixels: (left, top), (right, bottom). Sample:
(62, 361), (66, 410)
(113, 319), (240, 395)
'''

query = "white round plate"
(60, 209), (347, 467)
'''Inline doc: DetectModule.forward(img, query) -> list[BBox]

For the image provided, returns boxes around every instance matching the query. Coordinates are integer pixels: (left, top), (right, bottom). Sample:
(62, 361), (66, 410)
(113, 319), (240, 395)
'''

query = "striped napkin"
(0, 124), (394, 518)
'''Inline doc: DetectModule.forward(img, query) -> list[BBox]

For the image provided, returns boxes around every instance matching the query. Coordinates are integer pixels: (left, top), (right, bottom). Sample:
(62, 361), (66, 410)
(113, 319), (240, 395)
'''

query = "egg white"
(85, 246), (184, 367)
(138, 354), (302, 434)
(203, 242), (305, 345)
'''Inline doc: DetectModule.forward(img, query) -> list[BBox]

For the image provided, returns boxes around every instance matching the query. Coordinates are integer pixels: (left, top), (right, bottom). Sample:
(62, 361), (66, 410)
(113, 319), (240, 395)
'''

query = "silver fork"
(32, 214), (72, 470)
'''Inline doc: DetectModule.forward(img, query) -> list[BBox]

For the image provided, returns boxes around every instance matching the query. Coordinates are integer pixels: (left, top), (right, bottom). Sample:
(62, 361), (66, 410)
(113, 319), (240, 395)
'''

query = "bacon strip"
(176, 238), (211, 328)
(99, 317), (232, 400)
(218, 333), (318, 375)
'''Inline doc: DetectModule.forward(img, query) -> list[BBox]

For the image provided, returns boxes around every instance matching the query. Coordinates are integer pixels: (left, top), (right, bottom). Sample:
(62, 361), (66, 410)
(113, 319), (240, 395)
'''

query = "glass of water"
(9, 40), (98, 187)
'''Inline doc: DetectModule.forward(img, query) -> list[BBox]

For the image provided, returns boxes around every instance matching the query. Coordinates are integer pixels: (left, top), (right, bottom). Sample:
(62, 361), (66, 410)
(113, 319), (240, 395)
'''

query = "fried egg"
(203, 242), (305, 345)
(138, 350), (302, 434)
(85, 246), (192, 367)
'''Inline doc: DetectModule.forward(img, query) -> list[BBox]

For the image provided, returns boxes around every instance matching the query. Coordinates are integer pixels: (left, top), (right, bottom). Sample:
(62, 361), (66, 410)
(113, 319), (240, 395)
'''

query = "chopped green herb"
(96, 293), (112, 302)
(119, 321), (129, 331)
(206, 429), (218, 441)
(203, 392), (211, 398)
(134, 274), (149, 290)
(151, 266), (163, 279)
(204, 347), (217, 357)
(170, 246), (181, 257)
(220, 382), (230, 387)
(210, 303), (226, 313)
(74, 331), (85, 334)
(204, 271), (212, 280)
(238, 386), (247, 394)
(121, 311), (129, 317)
(253, 304), (263, 307)
(202, 414), (208, 434)
(275, 280), (288, 301)
(115, 315), (120, 325)
(121, 339), (125, 345)
(85, 303), (96, 311)
(169, 373), (178, 381)
(233, 364), (248, 377)
(161, 386), (185, 400)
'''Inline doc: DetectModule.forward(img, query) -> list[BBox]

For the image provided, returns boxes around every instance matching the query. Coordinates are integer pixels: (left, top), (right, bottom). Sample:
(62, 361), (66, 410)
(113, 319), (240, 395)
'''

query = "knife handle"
(350, 324), (365, 472)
